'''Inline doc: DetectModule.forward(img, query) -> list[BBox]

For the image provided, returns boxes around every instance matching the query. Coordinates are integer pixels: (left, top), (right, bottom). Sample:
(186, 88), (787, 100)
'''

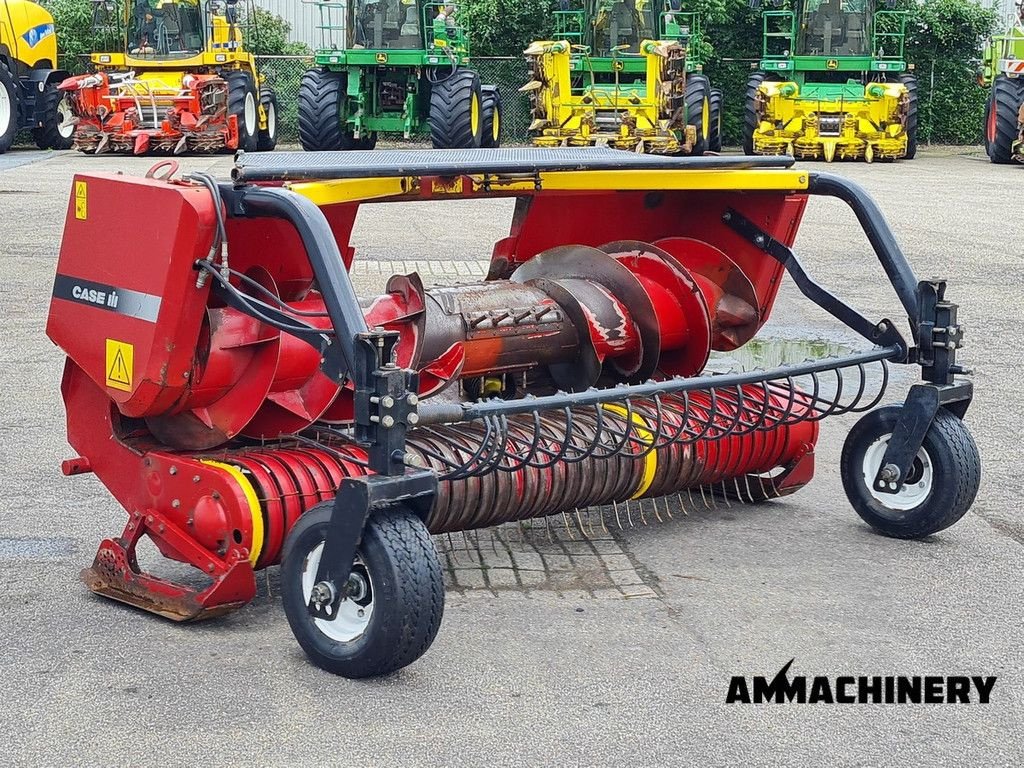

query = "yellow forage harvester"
(744, 0), (917, 163)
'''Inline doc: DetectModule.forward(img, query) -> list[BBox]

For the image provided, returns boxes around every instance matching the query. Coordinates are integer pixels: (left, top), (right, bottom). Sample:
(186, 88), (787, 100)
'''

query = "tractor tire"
(683, 74), (710, 156)
(298, 69), (356, 151)
(898, 73), (918, 160)
(987, 74), (1024, 164)
(281, 502), (445, 679)
(0, 59), (18, 155)
(480, 84), (502, 148)
(708, 87), (723, 153)
(226, 71), (259, 153)
(428, 68), (483, 149)
(256, 85), (278, 152)
(841, 406), (981, 540)
(743, 71), (766, 155)
(358, 132), (377, 150)
(32, 82), (75, 150)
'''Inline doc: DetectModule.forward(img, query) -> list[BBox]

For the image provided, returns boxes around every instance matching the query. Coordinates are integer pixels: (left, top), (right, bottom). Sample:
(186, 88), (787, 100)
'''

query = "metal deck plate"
(232, 148), (795, 183)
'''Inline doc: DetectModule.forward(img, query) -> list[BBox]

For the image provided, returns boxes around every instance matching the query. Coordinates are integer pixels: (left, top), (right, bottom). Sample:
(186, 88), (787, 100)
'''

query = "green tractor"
(745, 0), (917, 162)
(524, 1), (721, 154)
(981, 4), (1024, 164)
(298, 0), (502, 150)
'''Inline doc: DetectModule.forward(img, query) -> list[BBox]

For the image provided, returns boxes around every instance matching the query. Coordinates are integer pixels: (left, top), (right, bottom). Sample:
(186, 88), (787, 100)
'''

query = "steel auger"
(46, 148), (980, 678)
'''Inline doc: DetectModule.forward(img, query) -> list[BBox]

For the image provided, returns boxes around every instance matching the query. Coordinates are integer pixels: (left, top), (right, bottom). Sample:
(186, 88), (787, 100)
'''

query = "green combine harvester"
(523, 1), (721, 154)
(981, 4), (1024, 164)
(298, 0), (501, 150)
(745, 0), (916, 162)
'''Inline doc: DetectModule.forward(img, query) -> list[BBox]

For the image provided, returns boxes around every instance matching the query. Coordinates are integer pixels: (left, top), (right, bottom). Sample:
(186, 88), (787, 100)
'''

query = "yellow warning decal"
(105, 339), (133, 392)
(201, 460), (264, 567)
(602, 404), (658, 499)
(75, 181), (88, 220)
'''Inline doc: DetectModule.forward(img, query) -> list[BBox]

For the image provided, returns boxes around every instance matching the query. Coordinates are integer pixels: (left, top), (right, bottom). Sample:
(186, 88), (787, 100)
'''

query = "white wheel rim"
(244, 92), (257, 136)
(58, 96), (75, 139)
(301, 543), (373, 642)
(862, 435), (933, 510)
(0, 84), (11, 135)
(267, 101), (276, 139)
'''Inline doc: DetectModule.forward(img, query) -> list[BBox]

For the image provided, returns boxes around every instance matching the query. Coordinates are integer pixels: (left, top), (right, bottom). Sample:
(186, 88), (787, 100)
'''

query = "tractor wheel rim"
(267, 100), (276, 139)
(58, 95), (75, 139)
(244, 92), (257, 136)
(0, 85), (10, 135)
(492, 105), (500, 142)
(987, 102), (997, 144)
(471, 93), (480, 137)
(862, 435), (933, 511)
(702, 96), (710, 141)
(301, 543), (374, 642)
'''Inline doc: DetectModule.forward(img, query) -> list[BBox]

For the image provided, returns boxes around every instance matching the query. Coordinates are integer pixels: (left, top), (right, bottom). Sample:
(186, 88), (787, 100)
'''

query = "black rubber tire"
(256, 85), (278, 152)
(32, 82), (75, 150)
(0, 59), (18, 154)
(987, 74), (1024, 164)
(840, 406), (981, 540)
(429, 68), (483, 149)
(683, 74), (710, 155)
(480, 85), (501, 148)
(281, 502), (445, 678)
(743, 71), (766, 156)
(226, 71), (259, 152)
(357, 132), (377, 150)
(298, 69), (357, 151)
(898, 73), (918, 160)
(707, 87), (723, 153)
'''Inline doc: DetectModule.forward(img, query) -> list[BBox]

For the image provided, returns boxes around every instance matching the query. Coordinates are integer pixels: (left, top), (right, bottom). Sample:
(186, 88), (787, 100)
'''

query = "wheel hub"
(863, 435), (933, 510)
(301, 543), (374, 642)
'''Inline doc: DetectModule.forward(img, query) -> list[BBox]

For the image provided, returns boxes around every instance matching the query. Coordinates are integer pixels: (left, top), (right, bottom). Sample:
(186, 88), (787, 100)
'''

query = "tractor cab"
(311, 0), (468, 59)
(758, 0), (906, 79)
(796, 0), (870, 57)
(126, 0), (205, 58)
(88, 0), (252, 68)
(551, 0), (704, 74)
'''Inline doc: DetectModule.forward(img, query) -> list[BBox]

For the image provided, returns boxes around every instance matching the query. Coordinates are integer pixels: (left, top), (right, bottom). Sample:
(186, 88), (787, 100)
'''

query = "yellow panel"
(289, 177), (416, 206)
(534, 169), (809, 192)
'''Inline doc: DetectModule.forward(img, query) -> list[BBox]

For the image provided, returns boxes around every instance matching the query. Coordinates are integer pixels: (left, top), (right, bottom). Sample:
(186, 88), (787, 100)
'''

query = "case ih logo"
(726, 659), (996, 705)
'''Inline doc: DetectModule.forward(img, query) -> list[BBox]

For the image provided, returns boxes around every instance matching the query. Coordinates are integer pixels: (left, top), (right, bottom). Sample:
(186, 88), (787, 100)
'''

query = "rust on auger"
(46, 149), (979, 678)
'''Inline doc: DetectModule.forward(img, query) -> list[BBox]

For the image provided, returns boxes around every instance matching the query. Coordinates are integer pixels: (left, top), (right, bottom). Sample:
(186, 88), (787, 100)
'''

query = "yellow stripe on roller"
(201, 460), (264, 567)
(602, 404), (657, 500)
